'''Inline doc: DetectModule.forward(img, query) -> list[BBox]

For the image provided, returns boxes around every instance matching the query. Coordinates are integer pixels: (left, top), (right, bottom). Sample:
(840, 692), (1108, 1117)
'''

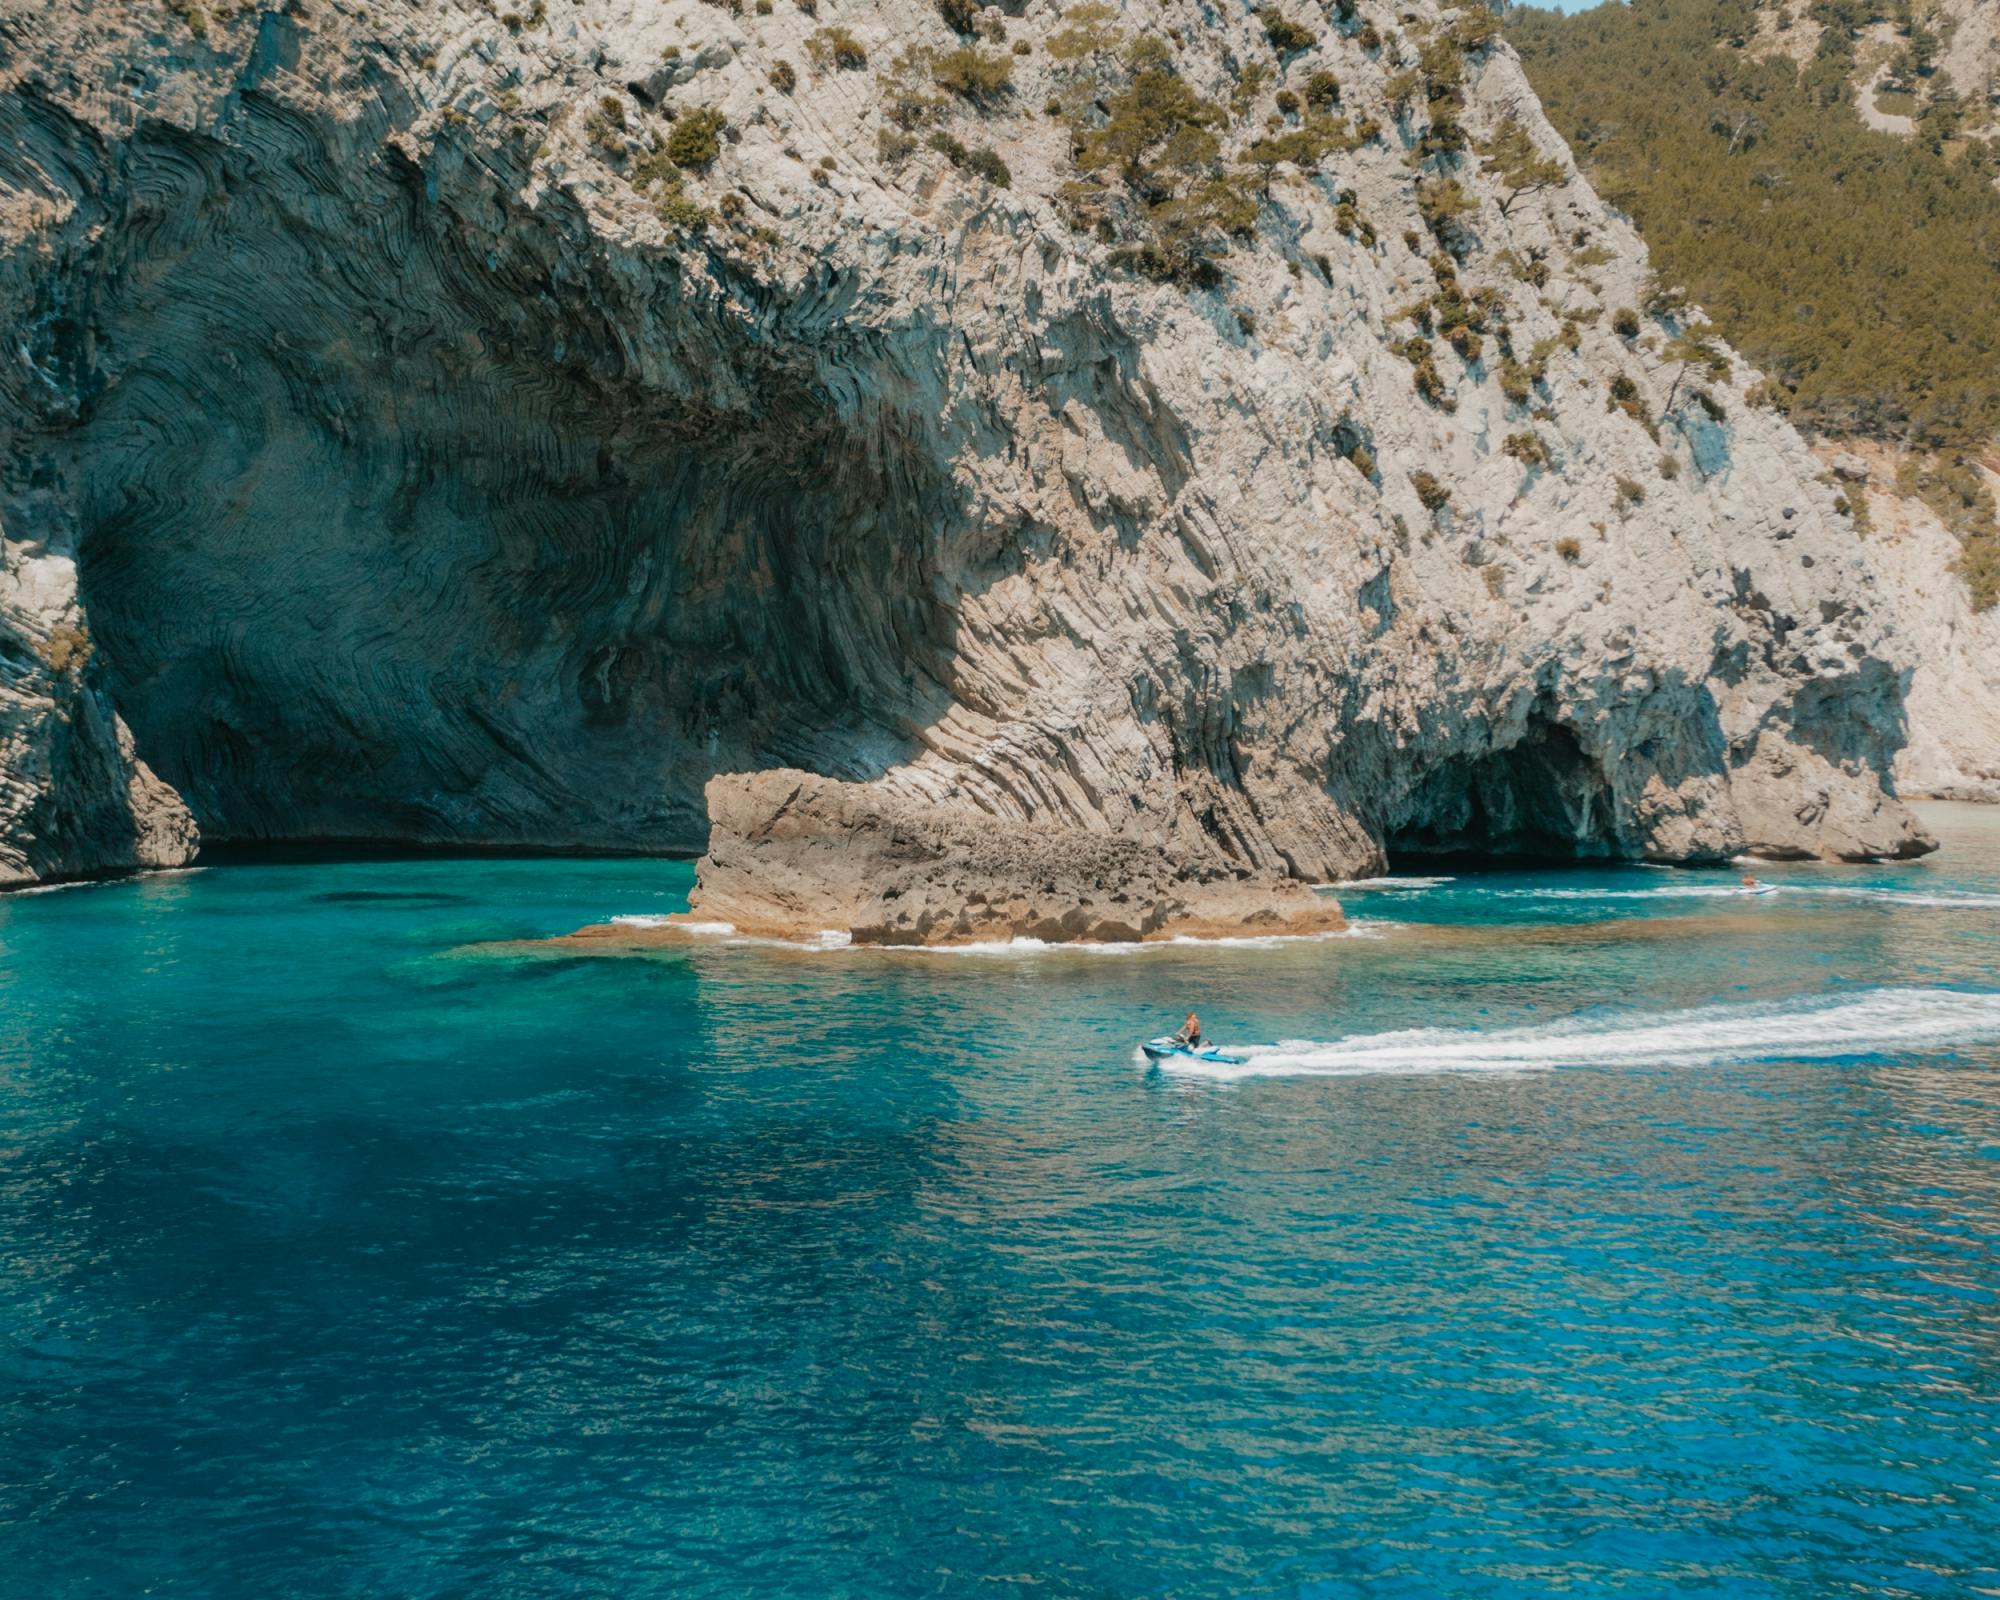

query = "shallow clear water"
(4, 807), (1999, 1598)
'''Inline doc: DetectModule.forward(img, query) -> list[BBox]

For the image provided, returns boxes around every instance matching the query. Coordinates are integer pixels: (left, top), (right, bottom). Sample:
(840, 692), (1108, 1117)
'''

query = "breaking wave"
(1155, 988), (2000, 1080)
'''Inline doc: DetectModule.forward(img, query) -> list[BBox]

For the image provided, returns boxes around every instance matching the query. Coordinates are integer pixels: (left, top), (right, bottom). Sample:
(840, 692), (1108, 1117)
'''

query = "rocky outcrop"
(1831, 442), (2000, 800)
(0, 0), (1933, 920)
(1, 533), (196, 887)
(662, 769), (1345, 943)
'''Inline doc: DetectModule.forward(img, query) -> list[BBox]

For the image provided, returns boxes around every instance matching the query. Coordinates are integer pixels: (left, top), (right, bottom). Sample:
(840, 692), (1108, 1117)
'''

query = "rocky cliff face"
(0, 0), (1932, 919)
(1828, 442), (2000, 801)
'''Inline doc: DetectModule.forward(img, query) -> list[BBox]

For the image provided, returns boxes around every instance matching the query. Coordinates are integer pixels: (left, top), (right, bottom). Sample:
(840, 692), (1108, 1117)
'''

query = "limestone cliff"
(1828, 442), (2000, 801)
(0, 0), (1932, 921)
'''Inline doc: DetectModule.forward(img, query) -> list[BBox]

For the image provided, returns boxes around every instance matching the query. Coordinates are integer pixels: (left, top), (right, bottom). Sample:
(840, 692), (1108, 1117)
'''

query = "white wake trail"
(1493, 882), (2000, 909)
(1787, 886), (2000, 911)
(1495, 885), (1769, 902)
(1158, 989), (2000, 1081)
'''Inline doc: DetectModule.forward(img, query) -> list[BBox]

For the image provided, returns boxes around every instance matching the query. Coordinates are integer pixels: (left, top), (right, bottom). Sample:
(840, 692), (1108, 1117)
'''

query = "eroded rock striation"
(0, 0), (1933, 925)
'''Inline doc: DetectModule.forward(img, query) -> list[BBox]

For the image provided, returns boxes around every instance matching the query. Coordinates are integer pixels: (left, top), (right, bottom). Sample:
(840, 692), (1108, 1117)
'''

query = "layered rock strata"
(0, 0), (1933, 925)
(599, 770), (1346, 945)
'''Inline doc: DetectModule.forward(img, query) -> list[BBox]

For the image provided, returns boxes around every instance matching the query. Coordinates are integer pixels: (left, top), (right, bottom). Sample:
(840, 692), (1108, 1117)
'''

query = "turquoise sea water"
(4, 805), (1999, 1598)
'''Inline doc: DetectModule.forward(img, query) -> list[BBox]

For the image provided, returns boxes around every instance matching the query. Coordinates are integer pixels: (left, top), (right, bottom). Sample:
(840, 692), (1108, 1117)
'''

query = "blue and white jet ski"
(1141, 1036), (1247, 1065)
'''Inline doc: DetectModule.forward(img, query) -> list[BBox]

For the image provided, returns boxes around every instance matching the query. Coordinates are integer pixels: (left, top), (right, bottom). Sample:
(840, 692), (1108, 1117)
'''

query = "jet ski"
(1141, 1036), (1248, 1065)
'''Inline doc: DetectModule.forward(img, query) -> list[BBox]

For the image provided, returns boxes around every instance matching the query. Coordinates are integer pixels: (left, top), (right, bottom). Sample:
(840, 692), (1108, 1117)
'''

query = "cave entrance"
(1385, 720), (1621, 863)
(55, 112), (967, 856)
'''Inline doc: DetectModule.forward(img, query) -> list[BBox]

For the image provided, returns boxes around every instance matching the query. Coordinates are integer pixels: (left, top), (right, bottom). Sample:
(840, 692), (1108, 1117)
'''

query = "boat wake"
(1495, 882), (2000, 909)
(1495, 884), (1771, 902)
(1788, 886), (2000, 910)
(1157, 988), (2000, 1081)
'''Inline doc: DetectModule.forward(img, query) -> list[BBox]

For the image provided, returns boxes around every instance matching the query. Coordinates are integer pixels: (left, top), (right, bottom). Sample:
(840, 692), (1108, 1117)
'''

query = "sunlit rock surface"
(0, 0), (1932, 919)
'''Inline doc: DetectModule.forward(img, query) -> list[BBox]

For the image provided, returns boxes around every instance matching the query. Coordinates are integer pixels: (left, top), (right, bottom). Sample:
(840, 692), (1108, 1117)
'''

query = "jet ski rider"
(1175, 1011), (1202, 1049)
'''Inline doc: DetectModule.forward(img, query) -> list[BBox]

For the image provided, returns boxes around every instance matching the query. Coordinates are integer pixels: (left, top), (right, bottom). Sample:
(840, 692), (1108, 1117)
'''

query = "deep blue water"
(3, 806), (1999, 1598)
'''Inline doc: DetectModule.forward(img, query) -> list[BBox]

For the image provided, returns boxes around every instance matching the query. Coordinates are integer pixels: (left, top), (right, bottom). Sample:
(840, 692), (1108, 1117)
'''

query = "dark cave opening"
(1384, 720), (1624, 864)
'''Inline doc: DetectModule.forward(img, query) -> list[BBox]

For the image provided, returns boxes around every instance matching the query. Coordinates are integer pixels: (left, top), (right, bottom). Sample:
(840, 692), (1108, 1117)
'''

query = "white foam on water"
(1787, 886), (2000, 911)
(599, 919), (1394, 956)
(5, 865), (207, 897)
(1155, 988), (2000, 1082)
(1495, 885), (1773, 902)
(900, 924), (1395, 957)
(608, 915), (736, 934)
(1332, 875), (1457, 891)
(1484, 880), (2000, 910)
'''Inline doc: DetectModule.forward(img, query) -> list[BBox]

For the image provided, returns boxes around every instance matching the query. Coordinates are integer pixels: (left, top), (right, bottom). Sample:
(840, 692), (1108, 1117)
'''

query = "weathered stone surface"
(1832, 441), (2000, 802)
(0, 0), (1934, 916)
(1, 535), (197, 887)
(657, 770), (1346, 944)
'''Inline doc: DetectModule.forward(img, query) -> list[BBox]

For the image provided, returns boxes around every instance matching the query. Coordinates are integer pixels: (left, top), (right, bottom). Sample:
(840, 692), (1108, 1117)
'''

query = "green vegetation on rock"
(1509, 0), (2000, 447)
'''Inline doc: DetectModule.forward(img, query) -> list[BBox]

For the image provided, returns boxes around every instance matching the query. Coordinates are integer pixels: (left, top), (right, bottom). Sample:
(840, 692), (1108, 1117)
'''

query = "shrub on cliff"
(1415, 109), (1468, 166)
(928, 132), (1011, 187)
(1258, 8), (1317, 54)
(1409, 470), (1451, 512)
(1073, 60), (1258, 281)
(1477, 117), (1566, 217)
(1074, 63), (1227, 182)
(805, 26), (867, 70)
(666, 107), (729, 168)
(769, 61), (797, 93)
(584, 95), (629, 156)
(38, 624), (91, 674)
(1416, 177), (1476, 256)
(1047, 1), (1123, 63)
(931, 46), (1013, 102)
(1898, 453), (2000, 610)
(1607, 372), (1659, 440)
(1240, 116), (1357, 180)
(657, 187), (716, 232)
(1400, 338), (1455, 411)
(1333, 188), (1374, 244)
(1449, 8), (1502, 55)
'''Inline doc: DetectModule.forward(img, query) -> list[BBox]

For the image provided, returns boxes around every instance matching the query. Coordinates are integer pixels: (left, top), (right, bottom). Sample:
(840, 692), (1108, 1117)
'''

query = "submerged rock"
(0, 0), (1933, 920)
